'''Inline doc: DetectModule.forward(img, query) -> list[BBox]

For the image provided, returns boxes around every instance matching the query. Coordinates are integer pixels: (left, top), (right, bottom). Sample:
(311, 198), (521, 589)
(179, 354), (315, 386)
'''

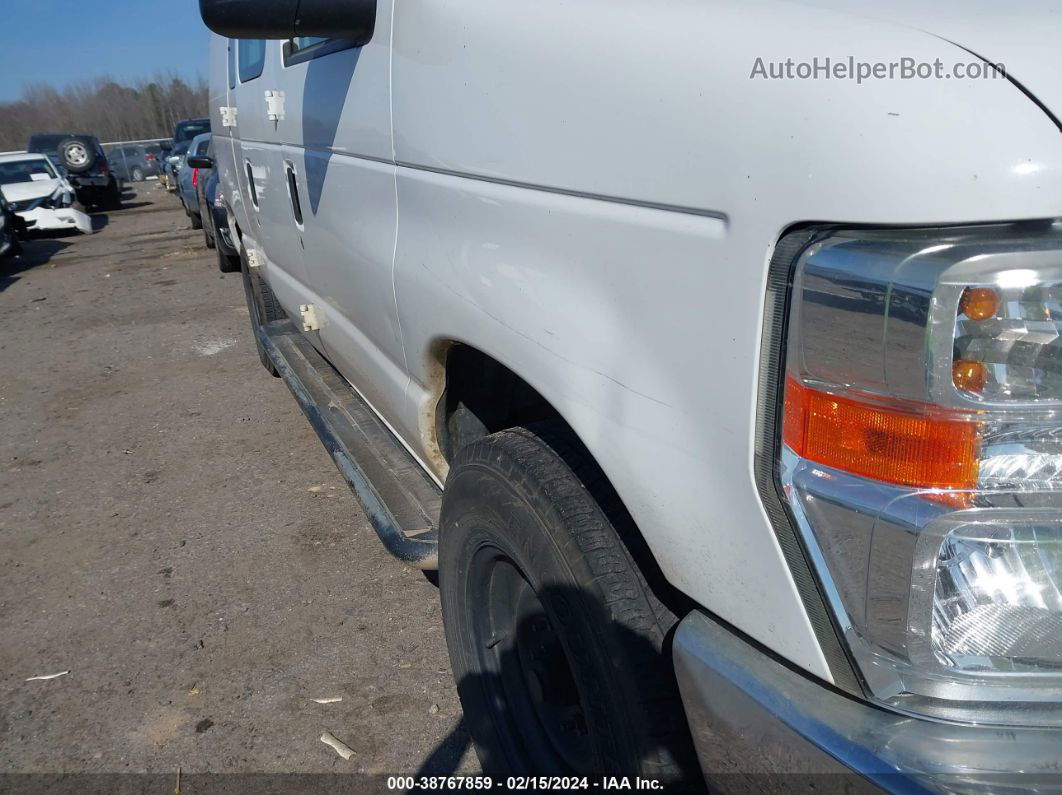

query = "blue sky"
(0, 0), (210, 101)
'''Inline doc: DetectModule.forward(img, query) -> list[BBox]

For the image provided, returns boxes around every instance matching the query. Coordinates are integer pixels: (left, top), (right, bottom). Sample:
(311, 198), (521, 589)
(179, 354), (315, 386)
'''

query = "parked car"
(106, 145), (159, 182)
(198, 168), (218, 249)
(203, 170), (241, 271)
(0, 191), (26, 259)
(0, 153), (92, 235)
(177, 133), (212, 230)
(161, 141), (189, 193)
(25, 134), (121, 210)
(202, 2), (1062, 789)
(173, 117), (211, 145)
(146, 142), (168, 164)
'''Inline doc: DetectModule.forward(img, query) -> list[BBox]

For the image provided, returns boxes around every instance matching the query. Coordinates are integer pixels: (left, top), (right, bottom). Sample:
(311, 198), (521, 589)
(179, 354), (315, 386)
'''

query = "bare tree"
(0, 72), (209, 150)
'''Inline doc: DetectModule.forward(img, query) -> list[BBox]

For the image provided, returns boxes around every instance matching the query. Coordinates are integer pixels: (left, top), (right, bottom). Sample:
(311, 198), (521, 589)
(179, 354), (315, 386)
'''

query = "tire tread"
(444, 423), (698, 784)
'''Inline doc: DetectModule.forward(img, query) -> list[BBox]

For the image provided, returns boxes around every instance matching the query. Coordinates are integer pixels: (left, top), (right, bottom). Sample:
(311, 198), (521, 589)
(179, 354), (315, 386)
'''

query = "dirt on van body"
(0, 186), (476, 784)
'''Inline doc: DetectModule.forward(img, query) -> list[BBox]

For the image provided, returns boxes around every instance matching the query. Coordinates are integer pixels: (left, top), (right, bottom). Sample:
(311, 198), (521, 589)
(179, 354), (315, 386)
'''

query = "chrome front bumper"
(673, 611), (1062, 793)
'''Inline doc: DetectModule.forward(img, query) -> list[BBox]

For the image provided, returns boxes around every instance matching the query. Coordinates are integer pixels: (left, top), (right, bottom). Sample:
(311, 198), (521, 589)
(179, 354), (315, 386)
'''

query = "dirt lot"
(0, 186), (475, 785)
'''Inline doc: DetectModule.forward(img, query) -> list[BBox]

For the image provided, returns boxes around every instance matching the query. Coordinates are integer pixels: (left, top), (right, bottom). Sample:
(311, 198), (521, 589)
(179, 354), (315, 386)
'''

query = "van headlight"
(771, 221), (1062, 724)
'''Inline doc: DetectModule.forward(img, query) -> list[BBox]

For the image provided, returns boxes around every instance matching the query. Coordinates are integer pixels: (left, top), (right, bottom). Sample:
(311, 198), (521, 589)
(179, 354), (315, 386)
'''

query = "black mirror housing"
(199, 0), (376, 43)
(198, 0), (299, 38)
(296, 0), (376, 42)
(187, 156), (214, 169)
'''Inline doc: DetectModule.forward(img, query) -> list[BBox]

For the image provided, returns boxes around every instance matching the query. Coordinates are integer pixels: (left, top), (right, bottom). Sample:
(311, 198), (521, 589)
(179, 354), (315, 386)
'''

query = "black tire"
(239, 249), (283, 376)
(58, 138), (96, 174)
(202, 202), (216, 249)
(2, 231), (21, 259)
(104, 179), (121, 211)
(131, 167), (144, 182)
(189, 209), (203, 230)
(439, 424), (699, 786)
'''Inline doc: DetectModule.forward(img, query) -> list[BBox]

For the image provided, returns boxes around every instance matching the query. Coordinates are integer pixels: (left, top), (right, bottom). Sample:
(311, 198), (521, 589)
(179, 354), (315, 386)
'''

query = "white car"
(201, 0), (1062, 787)
(0, 153), (92, 235)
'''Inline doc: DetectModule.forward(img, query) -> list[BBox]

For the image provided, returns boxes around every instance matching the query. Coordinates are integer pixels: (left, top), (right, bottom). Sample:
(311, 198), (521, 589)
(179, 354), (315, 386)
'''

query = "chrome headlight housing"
(765, 220), (1062, 725)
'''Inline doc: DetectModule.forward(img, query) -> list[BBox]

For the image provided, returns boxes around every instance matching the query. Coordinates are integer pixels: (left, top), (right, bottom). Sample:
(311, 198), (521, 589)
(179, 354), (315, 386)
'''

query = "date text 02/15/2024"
(385, 776), (664, 790)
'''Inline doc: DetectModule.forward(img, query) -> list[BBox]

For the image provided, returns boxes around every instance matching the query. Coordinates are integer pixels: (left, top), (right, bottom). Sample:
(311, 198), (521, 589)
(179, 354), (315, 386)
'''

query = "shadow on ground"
(0, 239), (72, 291)
(411, 584), (704, 790)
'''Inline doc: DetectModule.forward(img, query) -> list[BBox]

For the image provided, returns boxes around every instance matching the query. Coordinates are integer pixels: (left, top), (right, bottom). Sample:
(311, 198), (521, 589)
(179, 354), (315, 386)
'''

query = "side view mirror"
(187, 156), (214, 169)
(198, 0), (375, 43)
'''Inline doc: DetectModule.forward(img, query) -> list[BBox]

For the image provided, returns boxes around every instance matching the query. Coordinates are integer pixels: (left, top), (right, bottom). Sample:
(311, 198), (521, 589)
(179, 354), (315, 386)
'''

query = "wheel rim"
(66, 144), (88, 165)
(470, 545), (593, 774)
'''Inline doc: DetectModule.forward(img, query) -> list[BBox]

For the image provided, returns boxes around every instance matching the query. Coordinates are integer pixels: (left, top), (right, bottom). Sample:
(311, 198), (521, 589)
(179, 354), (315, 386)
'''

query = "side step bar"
(257, 319), (441, 569)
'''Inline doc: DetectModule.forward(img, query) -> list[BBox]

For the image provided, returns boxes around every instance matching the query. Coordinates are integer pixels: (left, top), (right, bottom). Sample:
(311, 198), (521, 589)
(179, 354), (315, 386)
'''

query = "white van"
(200, 1), (1062, 788)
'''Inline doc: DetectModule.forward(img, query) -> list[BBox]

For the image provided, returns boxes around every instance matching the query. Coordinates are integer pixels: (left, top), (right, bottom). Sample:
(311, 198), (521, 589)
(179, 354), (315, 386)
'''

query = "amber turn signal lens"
(953, 359), (988, 393)
(783, 377), (979, 490)
(959, 286), (1000, 321)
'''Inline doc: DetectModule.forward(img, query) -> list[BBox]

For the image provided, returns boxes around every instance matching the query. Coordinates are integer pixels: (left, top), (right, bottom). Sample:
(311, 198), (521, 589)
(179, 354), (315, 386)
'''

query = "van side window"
(227, 39), (236, 90)
(283, 36), (356, 66)
(238, 40), (266, 82)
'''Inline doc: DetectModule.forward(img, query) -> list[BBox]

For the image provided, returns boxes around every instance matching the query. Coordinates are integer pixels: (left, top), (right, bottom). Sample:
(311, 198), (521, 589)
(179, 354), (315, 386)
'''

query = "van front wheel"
(439, 423), (697, 786)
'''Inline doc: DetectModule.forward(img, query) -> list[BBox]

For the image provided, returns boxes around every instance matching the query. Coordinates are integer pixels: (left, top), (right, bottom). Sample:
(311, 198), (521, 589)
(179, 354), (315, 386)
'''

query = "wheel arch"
(430, 339), (689, 614)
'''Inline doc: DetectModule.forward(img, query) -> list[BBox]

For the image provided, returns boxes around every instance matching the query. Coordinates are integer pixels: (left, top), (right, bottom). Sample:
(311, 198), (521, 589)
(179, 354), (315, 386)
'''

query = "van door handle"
(244, 160), (259, 209)
(285, 162), (304, 227)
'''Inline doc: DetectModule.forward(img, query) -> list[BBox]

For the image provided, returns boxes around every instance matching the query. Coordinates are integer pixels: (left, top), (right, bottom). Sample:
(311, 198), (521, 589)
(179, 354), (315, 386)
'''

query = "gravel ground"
(0, 186), (475, 785)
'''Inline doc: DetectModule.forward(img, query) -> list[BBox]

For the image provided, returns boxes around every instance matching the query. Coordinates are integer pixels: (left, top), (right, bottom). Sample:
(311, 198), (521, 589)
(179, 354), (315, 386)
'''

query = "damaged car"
(26, 134), (121, 211)
(0, 154), (93, 235)
(0, 192), (26, 259)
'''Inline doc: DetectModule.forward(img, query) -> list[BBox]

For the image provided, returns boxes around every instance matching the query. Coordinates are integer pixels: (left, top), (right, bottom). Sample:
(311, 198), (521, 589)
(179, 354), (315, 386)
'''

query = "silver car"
(177, 133), (211, 230)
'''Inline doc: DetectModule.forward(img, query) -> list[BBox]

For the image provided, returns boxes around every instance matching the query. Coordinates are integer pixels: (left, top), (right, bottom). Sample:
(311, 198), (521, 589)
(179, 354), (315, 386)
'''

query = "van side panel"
(237, 40), (314, 313)
(390, 0), (1062, 678)
(208, 36), (245, 251)
(278, 1), (408, 433)
(390, 167), (832, 681)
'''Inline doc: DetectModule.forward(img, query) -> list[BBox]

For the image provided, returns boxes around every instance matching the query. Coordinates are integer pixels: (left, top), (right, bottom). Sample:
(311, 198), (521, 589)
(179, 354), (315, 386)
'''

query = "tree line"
(0, 74), (208, 151)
